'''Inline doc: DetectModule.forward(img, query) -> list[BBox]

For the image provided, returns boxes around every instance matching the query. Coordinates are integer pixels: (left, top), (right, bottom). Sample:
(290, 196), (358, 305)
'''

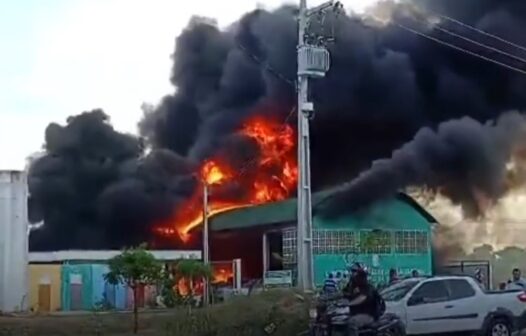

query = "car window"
(381, 280), (420, 301)
(408, 280), (449, 306)
(446, 279), (476, 300)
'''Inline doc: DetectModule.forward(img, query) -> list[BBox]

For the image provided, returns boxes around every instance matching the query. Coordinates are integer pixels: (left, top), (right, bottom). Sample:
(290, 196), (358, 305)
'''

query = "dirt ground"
(0, 311), (175, 336)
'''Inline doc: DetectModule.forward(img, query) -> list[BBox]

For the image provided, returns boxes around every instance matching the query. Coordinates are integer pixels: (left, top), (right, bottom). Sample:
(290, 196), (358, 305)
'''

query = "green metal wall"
(311, 198), (433, 286)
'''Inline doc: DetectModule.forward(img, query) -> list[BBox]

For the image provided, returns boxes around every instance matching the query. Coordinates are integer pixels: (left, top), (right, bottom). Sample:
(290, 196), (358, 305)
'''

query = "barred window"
(281, 229), (359, 260)
(359, 230), (391, 254)
(282, 228), (297, 264)
(394, 231), (428, 253)
(313, 230), (357, 254)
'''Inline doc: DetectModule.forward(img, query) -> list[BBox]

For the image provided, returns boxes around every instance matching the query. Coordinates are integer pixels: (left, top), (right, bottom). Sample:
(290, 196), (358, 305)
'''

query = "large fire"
(155, 114), (297, 242)
(211, 262), (234, 284)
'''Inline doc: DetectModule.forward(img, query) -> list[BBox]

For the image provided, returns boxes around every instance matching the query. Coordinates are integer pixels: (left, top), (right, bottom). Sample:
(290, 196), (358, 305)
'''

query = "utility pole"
(202, 183), (210, 306)
(296, 0), (335, 291)
(296, 0), (312, 292)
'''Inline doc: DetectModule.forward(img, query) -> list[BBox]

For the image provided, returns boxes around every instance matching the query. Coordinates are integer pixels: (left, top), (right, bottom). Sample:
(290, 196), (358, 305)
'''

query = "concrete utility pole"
(202, 183), (210, 306)
(296, 0), (334, 291)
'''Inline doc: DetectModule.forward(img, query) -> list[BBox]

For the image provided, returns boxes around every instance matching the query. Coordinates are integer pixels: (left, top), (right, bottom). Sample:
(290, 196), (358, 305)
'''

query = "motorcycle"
(309, 295), (405, 336)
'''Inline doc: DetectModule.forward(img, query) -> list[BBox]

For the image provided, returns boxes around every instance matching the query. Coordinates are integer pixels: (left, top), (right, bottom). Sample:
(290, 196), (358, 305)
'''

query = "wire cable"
(409, 16), (526, 66)
(388, 19), (526, 76)
(223, 40), (299, 180)
(437, 13), (526, 54)
(235, 41), (296, 87)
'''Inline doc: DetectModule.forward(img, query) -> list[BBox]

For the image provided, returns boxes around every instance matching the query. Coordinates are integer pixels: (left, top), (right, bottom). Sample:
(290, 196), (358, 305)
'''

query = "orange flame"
(202, 160), (231, 185)
(155, 114), (297, 242)
(212, 263), (234, 284)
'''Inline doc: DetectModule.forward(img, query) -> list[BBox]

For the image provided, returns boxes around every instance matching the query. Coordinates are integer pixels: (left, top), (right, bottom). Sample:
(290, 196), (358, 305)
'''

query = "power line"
(219, 14), (526, 190)
(199, 39), (298, 182)
(390, 20), (526, 76)
(225, 40), (298, 180)
(437, 13), (526, 54)
(235, 41), (296, 87)
(409, 16), (526, 66)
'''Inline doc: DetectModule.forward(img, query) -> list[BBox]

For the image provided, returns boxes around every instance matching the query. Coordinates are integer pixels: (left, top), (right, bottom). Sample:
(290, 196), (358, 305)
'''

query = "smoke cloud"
(29, 0), (526, 250)
(319, 112), (526, 217)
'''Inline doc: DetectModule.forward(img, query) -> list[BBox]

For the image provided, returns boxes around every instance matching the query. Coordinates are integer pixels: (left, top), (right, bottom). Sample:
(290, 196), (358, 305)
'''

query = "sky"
(0, 0), (378, 170)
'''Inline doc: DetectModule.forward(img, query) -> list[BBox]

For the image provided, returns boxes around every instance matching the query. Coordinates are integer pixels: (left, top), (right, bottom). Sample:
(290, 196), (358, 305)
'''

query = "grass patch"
(168, 289), (310, 336)
(0, 289), (310, 336)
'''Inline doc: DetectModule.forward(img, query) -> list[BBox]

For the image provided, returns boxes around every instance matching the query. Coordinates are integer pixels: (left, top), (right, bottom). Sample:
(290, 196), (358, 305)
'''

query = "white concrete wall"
(0, 170), (29, 312)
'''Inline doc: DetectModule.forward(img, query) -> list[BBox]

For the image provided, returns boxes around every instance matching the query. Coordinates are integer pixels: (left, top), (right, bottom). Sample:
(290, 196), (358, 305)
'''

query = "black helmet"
(350, 262), (368, 275)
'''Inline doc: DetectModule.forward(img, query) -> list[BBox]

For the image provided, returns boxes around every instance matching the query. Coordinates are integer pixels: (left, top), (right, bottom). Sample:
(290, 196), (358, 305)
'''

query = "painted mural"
(324, 264), (427, 287)
(315, 252), (431, 287)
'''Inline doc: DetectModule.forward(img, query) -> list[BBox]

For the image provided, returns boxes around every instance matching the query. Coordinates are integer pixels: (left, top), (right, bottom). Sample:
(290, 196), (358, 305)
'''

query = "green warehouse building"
(207, 189), (437, 287)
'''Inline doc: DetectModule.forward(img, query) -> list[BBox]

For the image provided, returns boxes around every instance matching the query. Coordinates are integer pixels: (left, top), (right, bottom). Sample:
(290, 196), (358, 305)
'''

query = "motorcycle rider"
(343, 263), (385, 334)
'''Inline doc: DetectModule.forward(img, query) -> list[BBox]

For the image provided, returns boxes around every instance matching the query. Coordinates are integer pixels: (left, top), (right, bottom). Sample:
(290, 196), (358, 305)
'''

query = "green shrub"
(166, 289), (310, 336)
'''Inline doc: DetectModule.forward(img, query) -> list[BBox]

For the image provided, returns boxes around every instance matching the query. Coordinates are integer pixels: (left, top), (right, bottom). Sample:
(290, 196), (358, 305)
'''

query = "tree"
(175, 259), (213, 311)
(104, 244), (162, 334)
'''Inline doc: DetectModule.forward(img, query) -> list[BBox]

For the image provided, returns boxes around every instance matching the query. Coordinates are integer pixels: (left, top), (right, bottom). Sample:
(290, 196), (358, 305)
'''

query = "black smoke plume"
(319, 112), (526, 218)
(29, 0), (526, 250)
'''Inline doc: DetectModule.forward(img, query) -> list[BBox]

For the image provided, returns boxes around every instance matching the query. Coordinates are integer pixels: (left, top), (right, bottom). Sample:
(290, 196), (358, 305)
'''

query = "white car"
(381, 275), (526, 336)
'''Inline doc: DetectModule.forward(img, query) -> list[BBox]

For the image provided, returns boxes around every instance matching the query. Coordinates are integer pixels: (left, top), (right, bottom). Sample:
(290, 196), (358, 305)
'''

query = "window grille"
(359, 231), (391, 254)
(313, 230), (357, 254)
(282, 228), (297, 265)
(282, 228), (359, 259)
(394, 231), (428, 253)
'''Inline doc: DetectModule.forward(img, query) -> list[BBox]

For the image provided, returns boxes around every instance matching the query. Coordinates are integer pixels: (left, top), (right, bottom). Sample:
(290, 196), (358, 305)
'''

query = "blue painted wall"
(61, 263), (127, 311)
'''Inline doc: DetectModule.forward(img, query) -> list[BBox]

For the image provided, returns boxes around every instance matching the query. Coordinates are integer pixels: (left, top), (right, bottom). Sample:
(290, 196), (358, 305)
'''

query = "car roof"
(382, 275), (473, 292)
(397, 275), (472, 284)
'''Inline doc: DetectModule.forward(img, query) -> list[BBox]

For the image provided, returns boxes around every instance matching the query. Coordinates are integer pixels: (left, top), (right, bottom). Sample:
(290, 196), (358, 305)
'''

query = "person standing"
(474, 268), (486, 289)
(388, 268), (400, 286)
(507, 268), (526, 290)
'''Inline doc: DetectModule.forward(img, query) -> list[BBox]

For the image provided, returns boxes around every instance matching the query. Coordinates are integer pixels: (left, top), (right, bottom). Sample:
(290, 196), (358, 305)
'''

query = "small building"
(28, 250), (200, 312)
(29, 264), (61, 312)
(208, 190), (437, 286)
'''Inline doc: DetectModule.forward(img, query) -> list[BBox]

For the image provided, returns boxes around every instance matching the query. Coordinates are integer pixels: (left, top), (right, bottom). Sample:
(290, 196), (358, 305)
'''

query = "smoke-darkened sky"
(28, 0), (526, 250)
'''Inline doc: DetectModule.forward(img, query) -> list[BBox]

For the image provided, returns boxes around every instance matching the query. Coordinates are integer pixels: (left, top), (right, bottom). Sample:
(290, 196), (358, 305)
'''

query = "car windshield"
(381, 279), (420, 301)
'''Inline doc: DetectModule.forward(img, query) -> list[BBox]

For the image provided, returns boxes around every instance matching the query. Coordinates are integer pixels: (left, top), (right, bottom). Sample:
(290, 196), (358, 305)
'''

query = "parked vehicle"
(309, 294), (405, 336)
(381, 275), (526, 336)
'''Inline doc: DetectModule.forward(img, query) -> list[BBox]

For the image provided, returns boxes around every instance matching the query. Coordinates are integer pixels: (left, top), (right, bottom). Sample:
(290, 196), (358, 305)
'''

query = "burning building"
(26, 0), (526, 272)
(153, 112), (298, 245)
(196, 189), (437, 286)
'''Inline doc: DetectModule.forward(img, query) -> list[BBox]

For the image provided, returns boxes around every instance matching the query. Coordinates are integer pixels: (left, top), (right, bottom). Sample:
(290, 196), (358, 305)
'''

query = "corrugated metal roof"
(209, 190), (436, 231)
(29, 250), (201, 262)
(209, 189), (334, 231)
